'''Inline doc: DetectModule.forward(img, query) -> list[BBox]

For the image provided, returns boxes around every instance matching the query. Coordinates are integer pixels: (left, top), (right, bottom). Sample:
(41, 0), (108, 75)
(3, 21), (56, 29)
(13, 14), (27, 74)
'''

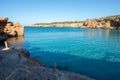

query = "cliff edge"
(0, 17), (24, 44)
(32, 15), (120, 29)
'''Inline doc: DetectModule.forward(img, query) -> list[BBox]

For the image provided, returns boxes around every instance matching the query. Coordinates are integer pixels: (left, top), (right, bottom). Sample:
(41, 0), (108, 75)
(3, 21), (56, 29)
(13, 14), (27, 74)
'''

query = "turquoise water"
(10, 27), (120, 80)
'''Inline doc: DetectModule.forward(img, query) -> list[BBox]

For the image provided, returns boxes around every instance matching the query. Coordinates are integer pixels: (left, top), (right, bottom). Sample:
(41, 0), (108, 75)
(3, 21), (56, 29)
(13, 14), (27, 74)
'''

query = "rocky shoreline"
(1, 15), (120, 80)
(0, 45), (94, 80)
(0, 17), (94, 79)
(32, 15), (120, 29)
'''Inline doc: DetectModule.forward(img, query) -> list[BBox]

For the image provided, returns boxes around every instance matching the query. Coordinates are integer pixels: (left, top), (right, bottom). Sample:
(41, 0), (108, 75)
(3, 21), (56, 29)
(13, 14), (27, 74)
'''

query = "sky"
(0, 0), (120, 25)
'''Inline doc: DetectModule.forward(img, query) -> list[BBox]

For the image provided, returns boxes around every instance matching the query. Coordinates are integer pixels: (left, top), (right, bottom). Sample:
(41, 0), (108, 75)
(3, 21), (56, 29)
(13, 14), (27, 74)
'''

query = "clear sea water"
(8, 27), (120, 80)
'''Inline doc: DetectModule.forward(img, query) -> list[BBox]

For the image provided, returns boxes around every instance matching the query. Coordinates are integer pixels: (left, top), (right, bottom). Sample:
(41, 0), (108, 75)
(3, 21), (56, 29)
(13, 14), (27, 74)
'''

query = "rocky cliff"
(82, 16), (120, 29)
(33, 15), (120, 29)
(0, 18), (24, 44)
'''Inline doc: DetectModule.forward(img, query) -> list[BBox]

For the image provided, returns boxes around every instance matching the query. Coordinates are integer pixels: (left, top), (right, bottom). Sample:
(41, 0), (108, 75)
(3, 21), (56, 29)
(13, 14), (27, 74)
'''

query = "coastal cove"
(1, 0), (120, 79)
(7, 27), (120, 80)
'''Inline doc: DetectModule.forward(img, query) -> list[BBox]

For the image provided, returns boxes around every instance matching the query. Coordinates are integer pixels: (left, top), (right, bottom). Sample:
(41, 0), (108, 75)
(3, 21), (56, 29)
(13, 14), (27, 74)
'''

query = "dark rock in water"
(28, 58), (45, 67)
(0, 33), (8, 44)
(0, 56), (3, 61)
(20, 49), (30, 59)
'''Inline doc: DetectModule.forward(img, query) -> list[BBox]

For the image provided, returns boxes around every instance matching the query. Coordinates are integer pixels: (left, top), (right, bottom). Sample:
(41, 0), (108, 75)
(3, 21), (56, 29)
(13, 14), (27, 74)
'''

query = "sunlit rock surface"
(0, 17), (24, 44)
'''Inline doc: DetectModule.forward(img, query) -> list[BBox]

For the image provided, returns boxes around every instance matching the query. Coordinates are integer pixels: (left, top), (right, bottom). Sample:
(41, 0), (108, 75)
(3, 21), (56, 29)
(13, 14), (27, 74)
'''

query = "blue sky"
(1, 0), (120, 25)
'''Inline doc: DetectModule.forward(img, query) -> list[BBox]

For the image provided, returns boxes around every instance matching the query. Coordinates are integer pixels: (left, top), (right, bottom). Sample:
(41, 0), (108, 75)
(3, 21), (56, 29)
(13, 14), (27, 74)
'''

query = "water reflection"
(85, 29), (120, 37)
(85, 29), (107, 36)
(6, 36), (24, 47)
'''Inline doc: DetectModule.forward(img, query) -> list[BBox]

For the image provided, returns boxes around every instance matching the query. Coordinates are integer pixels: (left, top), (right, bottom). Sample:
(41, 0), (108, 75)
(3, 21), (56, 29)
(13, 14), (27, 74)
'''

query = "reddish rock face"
(28, 58), (45, 67)
(0, 17), (24, 44)
(6, 22), (13, 26)
(82, 17), (120, 29)
(0, 17), (24, 36)
(0, 18), (8, 27)
(0, 17), (8, 22)
(0, 22), (7, 27)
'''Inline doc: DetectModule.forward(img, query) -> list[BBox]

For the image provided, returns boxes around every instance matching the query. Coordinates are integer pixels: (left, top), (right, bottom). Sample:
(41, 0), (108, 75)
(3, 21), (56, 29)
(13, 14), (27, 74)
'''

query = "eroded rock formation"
(82, 17), (120, 29)
(0, 17), (24, 44)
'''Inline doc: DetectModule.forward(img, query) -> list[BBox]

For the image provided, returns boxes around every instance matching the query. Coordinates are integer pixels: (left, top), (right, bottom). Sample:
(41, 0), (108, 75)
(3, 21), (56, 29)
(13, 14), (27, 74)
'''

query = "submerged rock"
(28, 58), (45, 67)
(20, 48), (30, 59)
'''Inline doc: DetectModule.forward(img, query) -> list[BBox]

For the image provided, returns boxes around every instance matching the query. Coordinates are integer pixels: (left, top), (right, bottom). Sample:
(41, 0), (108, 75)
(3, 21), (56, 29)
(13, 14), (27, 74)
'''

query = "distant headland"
(32, 15), (120, 29)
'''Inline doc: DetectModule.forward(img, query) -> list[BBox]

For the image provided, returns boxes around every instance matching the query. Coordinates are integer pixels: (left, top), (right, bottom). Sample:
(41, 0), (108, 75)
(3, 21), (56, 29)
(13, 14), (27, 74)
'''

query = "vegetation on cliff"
(32, 14), (120, 29)
(104, 15), (120, 18)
